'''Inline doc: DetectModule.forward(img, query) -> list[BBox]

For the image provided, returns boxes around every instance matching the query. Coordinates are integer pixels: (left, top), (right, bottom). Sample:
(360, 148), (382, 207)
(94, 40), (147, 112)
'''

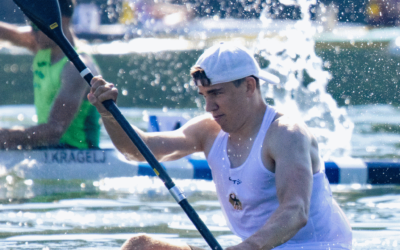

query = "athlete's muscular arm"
(226, 118), (313, 250)
(0, 21), (38, 52)
(88, 76), (218, 162)
(0, 56), (98, 149)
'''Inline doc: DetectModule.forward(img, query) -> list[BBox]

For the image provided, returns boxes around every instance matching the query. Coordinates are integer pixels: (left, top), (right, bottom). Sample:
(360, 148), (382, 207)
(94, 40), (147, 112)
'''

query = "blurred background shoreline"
(2, 0), (400, 108)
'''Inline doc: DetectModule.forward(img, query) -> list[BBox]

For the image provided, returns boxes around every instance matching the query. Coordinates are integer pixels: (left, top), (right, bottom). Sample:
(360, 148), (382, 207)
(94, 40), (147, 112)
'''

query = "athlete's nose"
(205, 98), (218, 112)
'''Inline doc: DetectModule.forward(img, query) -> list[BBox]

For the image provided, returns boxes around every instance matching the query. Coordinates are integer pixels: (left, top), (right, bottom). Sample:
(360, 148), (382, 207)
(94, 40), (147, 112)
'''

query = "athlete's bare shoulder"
(270, 111), (309, 132)
(183, 113), (221, 137)
(184, 113), (219, 129)
(266, 112), (316, 150)
(265, 111), (321, 173)
(181, 113), (221, 155)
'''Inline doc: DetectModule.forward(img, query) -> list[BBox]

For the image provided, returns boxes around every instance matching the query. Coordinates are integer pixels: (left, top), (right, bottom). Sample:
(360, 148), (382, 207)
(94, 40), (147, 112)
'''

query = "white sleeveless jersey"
(207, 106), (352, 249)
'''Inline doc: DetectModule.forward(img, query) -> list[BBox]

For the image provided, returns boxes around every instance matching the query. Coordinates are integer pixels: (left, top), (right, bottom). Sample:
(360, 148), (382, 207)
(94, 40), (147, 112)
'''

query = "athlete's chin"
(218, 123), (233, 133)
(213, 116), (233, 132)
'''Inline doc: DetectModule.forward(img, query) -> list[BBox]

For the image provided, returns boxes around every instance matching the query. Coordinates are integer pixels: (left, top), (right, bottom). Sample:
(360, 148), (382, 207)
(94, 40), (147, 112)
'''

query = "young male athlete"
(0, 0), (100, 149)
(88, 43), (352, 249)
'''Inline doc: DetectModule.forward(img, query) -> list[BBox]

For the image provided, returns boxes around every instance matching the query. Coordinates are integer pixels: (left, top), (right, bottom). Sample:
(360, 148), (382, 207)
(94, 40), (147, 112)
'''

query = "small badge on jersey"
(229, 193), (242, 210)
(229, 177), (242, 185)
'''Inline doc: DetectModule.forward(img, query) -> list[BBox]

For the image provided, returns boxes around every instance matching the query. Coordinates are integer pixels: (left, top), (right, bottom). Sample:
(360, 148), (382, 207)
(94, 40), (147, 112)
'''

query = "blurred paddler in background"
(0, 0), (101, 150)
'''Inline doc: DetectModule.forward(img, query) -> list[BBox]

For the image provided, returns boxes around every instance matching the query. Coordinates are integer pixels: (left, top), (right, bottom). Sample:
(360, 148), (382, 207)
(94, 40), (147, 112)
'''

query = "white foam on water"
(4, 233), (177, 241)
(256, 0), (354, 160)
(0, 198), (140, 211)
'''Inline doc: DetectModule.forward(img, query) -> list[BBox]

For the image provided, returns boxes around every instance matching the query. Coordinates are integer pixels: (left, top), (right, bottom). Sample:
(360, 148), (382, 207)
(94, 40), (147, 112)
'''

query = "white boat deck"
(1, 148), (400, 185)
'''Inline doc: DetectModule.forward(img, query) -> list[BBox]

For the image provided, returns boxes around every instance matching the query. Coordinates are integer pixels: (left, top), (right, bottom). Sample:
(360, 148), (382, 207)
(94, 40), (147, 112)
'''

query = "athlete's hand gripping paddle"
(12, 1), (222, 249)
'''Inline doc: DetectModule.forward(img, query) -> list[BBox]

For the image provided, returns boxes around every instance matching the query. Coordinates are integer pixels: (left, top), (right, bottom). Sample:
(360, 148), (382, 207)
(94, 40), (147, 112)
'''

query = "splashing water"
(256, 0), (354, 160)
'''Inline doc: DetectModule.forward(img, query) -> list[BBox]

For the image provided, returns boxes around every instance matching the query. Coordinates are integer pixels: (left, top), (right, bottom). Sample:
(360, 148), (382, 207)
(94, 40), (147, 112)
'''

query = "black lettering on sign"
(52, 152), (59, 163)
(44, 152), (49, 163)
(77, 151), (85, 163)
(43, 150), (107, 164)
(69, 152), (76, 163)
(60, 151), (67, 163)
(86, 151), (92, 163)
(94, 151), (106, 163)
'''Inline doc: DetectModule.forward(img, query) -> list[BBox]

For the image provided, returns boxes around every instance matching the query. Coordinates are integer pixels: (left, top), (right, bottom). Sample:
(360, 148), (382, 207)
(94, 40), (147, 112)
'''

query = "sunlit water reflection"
(1, 176), (400, 249)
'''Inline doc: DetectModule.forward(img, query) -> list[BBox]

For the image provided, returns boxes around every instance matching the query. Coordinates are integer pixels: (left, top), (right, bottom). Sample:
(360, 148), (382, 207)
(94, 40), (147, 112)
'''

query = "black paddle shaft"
(12, 0), (223, 249)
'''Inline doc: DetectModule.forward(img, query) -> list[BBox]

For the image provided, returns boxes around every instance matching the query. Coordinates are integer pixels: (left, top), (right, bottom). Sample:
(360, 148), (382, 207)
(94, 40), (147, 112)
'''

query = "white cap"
(194, 42), (280, 85)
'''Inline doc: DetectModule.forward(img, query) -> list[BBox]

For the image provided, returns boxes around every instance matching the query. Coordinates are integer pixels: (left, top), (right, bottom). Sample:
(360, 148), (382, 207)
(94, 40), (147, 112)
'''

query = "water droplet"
(24, 179), (33, 186)
(17, 114), (24, 121)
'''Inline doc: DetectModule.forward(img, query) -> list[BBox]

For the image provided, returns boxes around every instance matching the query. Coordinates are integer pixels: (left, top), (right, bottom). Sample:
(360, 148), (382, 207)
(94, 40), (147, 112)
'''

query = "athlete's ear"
(245, 76), (257, 96)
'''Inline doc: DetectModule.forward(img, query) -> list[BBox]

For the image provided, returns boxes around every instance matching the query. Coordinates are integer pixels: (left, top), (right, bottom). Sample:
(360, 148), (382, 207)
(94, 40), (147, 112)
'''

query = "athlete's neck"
(228, 102), (267, 145)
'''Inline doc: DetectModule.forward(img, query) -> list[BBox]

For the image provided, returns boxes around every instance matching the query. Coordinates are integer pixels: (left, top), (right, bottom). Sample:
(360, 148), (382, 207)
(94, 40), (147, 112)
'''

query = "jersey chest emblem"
(229, 193), (242, 210)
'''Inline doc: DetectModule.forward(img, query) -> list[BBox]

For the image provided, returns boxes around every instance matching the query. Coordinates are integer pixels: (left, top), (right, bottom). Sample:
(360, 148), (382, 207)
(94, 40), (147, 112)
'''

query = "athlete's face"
(198, 81), (248, 133)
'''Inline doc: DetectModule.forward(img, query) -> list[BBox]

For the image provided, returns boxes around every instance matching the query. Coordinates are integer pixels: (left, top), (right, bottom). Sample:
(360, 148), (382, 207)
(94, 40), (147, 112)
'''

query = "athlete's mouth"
(213, 114), (224, 122)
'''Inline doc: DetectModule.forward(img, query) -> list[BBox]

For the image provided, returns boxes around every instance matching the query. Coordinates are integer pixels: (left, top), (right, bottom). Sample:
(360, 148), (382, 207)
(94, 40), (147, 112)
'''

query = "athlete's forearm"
(0, 22), (18, 41)
(101, 114), (147, 161)
(228, 205), (308, 250)
(0, 124), (63, 149)
(0, 22), (37, 51)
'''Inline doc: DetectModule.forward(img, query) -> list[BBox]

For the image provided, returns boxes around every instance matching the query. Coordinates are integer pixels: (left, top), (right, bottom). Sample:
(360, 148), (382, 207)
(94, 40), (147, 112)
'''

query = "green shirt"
(32, 48), (100, 149)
